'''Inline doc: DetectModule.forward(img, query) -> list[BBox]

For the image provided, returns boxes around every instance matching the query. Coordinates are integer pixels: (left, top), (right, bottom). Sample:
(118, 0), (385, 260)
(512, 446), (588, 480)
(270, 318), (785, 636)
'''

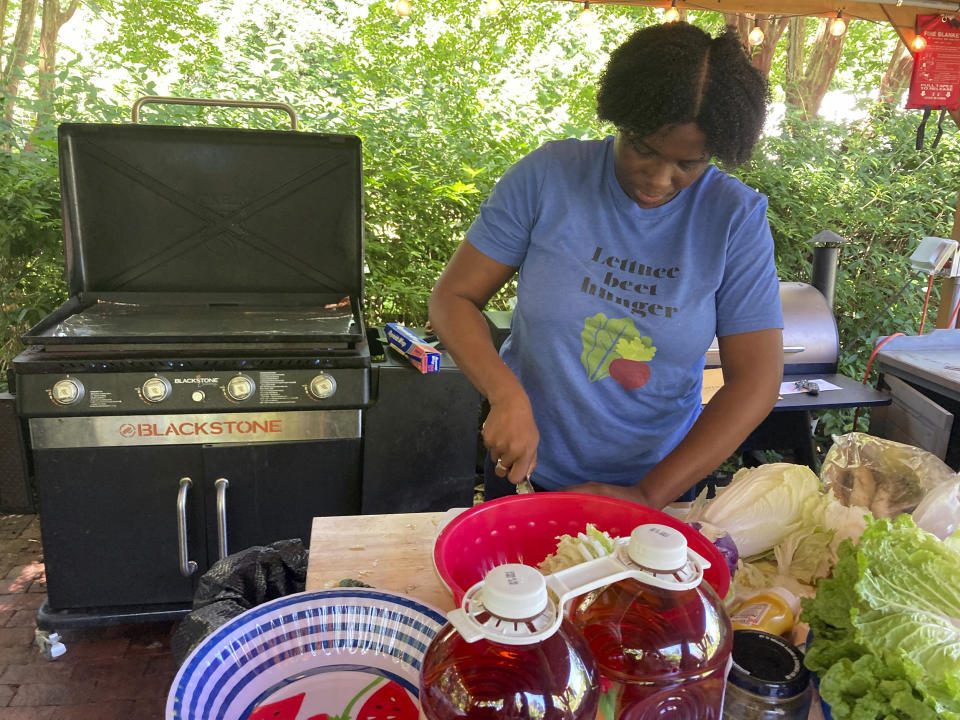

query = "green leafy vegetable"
(687, 463), (823, 558)
(802, 515), (960, 720)
(538, 523), (616, 575)
(734, 495), (871, 595)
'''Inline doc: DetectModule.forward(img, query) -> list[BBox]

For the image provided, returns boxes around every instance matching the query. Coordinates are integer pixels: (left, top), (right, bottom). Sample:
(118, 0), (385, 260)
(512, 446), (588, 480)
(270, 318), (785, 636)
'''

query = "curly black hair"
(596, 22), (769, 167)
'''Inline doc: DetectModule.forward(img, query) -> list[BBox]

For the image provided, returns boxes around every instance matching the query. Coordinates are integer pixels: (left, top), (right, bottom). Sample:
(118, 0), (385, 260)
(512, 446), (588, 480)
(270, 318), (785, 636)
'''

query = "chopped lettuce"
(802, 515), (960, 720)
(538, 524), (616, 575)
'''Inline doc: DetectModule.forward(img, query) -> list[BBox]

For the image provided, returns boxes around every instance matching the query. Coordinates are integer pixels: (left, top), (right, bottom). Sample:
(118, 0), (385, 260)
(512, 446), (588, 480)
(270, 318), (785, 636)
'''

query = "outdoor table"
(307, 511), (828, 720)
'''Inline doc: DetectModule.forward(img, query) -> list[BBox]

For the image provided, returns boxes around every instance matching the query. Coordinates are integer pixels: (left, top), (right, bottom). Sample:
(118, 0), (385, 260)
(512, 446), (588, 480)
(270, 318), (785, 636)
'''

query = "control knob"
(308, 373), (337, 399)
(141, 376), (172, 403)
(51, 378), (84, 406)
(226, 374), (256, 401)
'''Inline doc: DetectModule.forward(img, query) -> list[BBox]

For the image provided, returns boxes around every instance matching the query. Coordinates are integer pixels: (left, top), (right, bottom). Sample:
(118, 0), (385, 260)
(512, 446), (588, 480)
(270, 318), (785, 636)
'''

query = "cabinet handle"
(215, 477), (230, 561)
(177, 477), (197, 577)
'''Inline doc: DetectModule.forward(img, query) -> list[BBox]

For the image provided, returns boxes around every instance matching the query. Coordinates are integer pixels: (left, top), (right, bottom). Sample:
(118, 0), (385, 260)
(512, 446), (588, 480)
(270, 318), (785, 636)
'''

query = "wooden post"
(934, 194), (960, 329)
(936, 106), (960, 329)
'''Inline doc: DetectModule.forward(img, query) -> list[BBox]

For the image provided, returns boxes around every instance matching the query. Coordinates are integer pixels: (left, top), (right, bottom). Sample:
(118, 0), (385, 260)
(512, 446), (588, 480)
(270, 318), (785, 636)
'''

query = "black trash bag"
(170, 538), (308, 667)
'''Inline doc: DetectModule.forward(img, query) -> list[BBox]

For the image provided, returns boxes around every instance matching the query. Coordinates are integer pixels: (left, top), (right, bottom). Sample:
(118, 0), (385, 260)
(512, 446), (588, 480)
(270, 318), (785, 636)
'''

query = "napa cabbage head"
(802, 515), (960, 719)
(687, 463), (822, 558)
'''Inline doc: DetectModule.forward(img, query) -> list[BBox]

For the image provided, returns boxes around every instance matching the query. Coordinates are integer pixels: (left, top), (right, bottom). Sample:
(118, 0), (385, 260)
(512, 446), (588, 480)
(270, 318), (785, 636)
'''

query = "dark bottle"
(419, 563), (601, 720)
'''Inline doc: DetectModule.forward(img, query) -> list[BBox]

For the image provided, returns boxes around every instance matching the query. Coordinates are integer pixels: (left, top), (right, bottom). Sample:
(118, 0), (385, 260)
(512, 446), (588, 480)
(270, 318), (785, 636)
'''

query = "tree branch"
(2, 0), (40, 124)
(58, 0), (80, 27)
(1, 0), (10, 53)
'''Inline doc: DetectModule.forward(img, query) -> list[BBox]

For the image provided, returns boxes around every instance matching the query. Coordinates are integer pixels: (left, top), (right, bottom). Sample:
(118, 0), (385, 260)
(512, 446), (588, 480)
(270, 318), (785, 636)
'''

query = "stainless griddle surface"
(39, 300), (357, 340)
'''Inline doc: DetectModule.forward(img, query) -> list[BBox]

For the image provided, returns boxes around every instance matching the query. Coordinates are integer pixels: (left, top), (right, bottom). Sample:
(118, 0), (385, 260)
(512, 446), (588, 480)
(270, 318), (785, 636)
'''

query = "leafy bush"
(0, 144), (67, 391)
(736, 106), (960, 444)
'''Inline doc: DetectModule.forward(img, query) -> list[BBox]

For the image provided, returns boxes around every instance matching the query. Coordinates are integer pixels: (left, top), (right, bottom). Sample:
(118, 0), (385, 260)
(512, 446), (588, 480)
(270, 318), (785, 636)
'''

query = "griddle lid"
(57, 122), (364, 298)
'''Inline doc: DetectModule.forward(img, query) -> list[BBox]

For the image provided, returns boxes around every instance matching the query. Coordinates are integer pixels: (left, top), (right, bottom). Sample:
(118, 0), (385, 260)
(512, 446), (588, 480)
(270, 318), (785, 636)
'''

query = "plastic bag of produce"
(912, 476), (960, 540)
(819, 432), (956, 518)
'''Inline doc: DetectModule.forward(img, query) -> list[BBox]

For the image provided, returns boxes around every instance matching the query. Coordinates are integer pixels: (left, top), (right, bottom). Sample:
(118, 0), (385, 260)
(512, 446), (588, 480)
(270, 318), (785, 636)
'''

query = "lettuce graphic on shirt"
(581, 313), (657, 389)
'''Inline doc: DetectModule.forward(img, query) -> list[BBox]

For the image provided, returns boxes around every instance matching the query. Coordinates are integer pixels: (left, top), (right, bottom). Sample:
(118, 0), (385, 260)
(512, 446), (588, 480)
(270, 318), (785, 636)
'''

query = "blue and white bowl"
(166, 589), (447, 720)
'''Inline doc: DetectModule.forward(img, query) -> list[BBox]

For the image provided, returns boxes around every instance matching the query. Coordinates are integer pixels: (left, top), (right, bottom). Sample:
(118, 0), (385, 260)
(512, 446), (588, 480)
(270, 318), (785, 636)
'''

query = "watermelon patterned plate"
(166, 589), (447, 720)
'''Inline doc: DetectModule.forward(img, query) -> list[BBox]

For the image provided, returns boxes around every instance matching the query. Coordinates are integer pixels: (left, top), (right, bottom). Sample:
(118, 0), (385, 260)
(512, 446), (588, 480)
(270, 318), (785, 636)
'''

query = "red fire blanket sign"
(907, 14), (960, 111)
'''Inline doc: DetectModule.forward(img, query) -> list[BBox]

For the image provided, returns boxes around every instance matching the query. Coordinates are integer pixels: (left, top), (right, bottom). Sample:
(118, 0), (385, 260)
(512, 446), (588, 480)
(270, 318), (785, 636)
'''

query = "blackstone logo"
(174, 377), (220, 385)
(120, 419), (282, 438)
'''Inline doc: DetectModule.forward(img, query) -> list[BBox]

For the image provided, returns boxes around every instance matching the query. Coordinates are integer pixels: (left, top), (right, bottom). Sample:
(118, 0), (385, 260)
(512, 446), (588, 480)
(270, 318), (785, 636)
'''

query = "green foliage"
(735, 106), (960, 444)
(86, 0), (220, 78)
(0, 143), (67, 387)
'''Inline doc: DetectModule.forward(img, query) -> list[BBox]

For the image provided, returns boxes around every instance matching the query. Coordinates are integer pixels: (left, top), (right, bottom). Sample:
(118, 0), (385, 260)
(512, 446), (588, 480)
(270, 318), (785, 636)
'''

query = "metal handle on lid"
(131, 95), (299, 130)
(177, 477), (197, 577)
(215, 477), (230, 560)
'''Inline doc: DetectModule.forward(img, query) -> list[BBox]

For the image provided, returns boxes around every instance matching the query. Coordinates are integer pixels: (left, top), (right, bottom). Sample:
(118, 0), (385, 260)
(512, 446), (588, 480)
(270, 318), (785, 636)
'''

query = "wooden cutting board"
(307, 511), (459, 611)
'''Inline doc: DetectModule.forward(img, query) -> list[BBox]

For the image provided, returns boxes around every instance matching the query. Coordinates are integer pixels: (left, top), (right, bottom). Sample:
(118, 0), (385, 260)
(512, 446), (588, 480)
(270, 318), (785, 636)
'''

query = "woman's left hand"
(560, 481), (653, 507)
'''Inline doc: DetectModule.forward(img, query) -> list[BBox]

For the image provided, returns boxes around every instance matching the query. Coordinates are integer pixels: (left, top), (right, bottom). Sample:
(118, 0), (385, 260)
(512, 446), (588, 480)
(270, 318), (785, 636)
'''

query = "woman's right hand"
(428, 239), (537, 484)
(482, 391), (539, 486)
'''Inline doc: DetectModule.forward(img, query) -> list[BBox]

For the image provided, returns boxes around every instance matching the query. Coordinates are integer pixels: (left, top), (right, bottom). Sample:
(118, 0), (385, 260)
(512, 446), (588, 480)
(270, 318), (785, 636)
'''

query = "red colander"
(433, 493), (730, 603)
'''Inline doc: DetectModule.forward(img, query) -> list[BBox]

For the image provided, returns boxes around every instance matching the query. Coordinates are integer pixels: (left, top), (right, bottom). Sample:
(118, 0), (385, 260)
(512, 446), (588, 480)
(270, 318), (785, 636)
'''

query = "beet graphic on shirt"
(580, 313), (657, 390)
(609, 357), (651, 389)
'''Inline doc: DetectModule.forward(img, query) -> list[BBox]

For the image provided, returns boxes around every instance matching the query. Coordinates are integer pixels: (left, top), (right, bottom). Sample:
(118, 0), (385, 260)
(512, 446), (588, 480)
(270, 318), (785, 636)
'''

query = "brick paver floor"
(0, 513), (176, 719)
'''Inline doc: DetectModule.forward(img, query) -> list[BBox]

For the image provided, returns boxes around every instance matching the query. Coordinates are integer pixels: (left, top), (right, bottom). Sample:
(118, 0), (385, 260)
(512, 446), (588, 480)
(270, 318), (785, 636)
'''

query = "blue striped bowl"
(166, 589), (446, 720)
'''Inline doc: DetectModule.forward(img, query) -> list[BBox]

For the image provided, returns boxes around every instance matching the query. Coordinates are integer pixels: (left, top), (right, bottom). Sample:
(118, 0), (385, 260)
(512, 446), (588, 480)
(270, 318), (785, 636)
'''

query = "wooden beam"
(881, 5), (925, 48)
(575, 1), (958, 24)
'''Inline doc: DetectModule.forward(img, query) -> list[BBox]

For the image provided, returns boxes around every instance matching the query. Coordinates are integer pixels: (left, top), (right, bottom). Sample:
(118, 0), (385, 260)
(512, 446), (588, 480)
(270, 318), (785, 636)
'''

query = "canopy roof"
(569, 0), (960, 46)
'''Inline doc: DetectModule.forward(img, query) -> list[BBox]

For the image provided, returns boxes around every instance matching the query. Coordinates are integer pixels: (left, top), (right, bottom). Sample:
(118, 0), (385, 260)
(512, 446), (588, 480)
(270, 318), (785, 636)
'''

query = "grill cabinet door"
(201, 439), (362, 561)
(34, 445), (206, 610)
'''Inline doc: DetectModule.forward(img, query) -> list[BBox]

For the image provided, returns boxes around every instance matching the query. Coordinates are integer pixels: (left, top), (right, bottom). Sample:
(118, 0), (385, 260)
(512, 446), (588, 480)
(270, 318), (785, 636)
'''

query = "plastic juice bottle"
(419, 563), (601, 720)
(729, 587), (800, 636)
(568, 524), (733, 720)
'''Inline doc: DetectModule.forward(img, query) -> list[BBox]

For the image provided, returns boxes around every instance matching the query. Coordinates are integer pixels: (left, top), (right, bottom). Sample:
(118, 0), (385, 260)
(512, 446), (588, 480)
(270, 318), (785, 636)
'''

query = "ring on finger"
(496, 457), (509, 470)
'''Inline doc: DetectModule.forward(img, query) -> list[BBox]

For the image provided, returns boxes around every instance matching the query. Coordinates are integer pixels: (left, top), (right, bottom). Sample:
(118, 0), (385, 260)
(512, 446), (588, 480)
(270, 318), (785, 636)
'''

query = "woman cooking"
(428, 21), (784, 510)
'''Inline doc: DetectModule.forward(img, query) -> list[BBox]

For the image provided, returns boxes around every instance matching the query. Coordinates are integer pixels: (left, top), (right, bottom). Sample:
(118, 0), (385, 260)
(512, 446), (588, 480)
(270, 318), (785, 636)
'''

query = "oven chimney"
(809, 229), (847, 312)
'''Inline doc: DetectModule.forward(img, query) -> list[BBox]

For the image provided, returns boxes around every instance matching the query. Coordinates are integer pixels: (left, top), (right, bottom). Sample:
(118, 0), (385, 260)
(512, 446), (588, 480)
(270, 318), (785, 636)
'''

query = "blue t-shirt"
(466, 137), (783, 490)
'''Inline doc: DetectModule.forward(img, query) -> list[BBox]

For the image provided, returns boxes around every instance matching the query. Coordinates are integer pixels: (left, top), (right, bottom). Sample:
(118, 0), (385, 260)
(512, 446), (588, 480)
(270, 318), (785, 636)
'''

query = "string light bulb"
(747, 23), (765, 46)
(395, 0), (411, 16)
(481, 0), (502, 16)
(578, 1), (596, 26)
(912, 34), (927, 51)
(829, 10), (847, 36)
(663, 0), (680, 23)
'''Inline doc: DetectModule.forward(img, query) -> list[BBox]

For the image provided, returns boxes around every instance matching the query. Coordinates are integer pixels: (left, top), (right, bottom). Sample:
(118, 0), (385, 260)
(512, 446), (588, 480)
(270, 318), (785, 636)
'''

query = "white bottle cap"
(480, 564), (548, 619)
(627, 524), (688, 571)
